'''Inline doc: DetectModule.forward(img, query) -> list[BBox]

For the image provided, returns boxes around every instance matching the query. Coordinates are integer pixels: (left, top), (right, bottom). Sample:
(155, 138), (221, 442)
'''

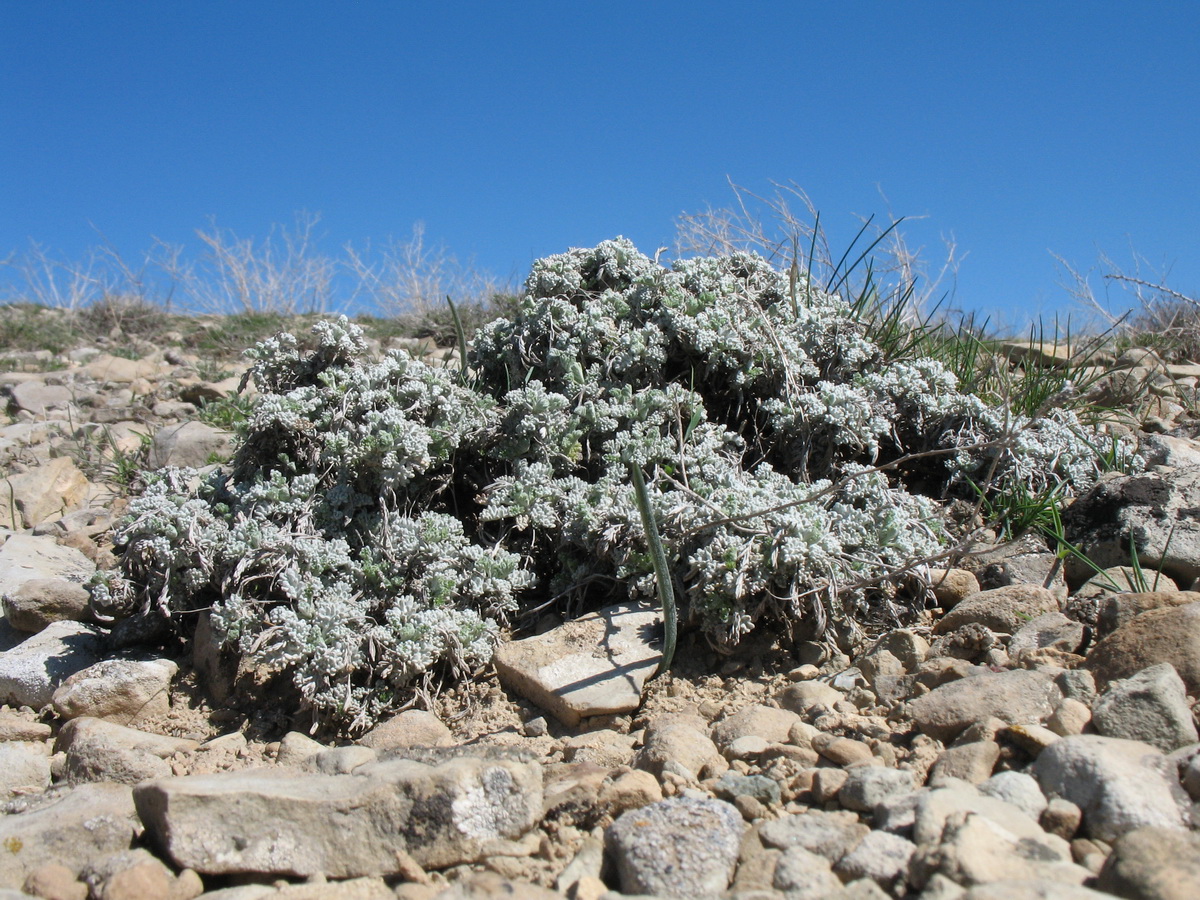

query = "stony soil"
(1, 317), (1200, 900)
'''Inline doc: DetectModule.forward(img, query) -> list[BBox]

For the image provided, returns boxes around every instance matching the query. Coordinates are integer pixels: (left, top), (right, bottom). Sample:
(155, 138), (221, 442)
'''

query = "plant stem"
(629, 463), (677, 677)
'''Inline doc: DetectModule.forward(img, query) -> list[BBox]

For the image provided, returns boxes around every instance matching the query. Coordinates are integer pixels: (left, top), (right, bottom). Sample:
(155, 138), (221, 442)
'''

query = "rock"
(1091, 663), (1199, 752)
(1041, 797), (1083, 841)
(810, 732), (874, 766)
(837, 766), (914, 812)
(771, 845), (844, 897)
(492, 600), (661, 726)
(0, 782), (140, 890)
(713, 771), (781, 808)
(777, 680), (842, 714)
(1009, 613), (1086, 658)
(435, 872), (559, 899)
(834, 829), (916, 889)
(929, 568), (981, 607)
(1063, 467), (1200, 587)
(2, 578), (91, 635)
(148, 421), (234, 469)
(758, 808), (869, 862)
(1066, 568), (1181, 626)
(913, 810), (1087, 889)
(1085, 601), (1200, 693)
(930, 741), (1001, 786)
(935, 585), (1061, 635)
(356, 709), (453, 750)
(633, 714), (724, 780)
(99, 858), (175, 900)
(1047, 698), (1092, 736)
(56, 717), (196, 785)
(8, 381), (74, 417)
(135, 752), (543, 875)
(605, 797), (742, 898)
(23, 862), (88, 900)
(0, 712), (51, 742)
(907, 668), (1062, 742)
(599, 769), (663, 817)
(1033, 735), (1192, 841)
(1141, 433), (1200, 469)
(275, 731), (327, 767)
(0, 457), (92, 530)
(0, 534), (94, 600)
(0, 743), (51, 799)
(913, 782), (1053, 847)
(302, 745), (376, 775)
(51, 658), (177, 725)
(1095, 825), (1200, 900)
(979, 771), (1048, 821)
(0, 620), (105, 708)
(1097, 591), (1200, 638)
(83, 354), (161, 384)
(561, 730), (637, 768)
(710, 704), (800, 751)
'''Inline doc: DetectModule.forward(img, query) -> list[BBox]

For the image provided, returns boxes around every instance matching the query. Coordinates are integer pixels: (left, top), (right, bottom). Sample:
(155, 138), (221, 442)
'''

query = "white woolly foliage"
(110, 242), (1136, 732)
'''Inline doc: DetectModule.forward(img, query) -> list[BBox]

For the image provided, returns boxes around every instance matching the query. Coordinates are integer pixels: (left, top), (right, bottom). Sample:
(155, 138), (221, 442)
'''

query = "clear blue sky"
(3, 2), (1198, 327)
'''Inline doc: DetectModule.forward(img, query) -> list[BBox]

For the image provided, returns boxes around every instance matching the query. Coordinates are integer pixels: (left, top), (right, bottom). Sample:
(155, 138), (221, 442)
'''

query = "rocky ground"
(1, 318), (1200, 900)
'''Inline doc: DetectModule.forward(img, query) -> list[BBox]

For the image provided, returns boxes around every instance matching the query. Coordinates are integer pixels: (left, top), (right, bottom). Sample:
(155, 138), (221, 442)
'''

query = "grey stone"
(713, 771), (781, 807)
(0, 743), (50, 799)
(606, 797), (742, 898)
(962, 880), (1114, 899)
(907, 668), (1062, 742)
(913, 782), (1052, 847)
(51, 658), (177, 725)
(1091, 663), (1199, 752)
(710, 704), (800, 751)
(1, 578), (90, 633)
(935, 585), (1061, 636)
(356, 708), (453, 750)
(0, 534), (94, 600)
(777, 680), (842, 714)
(1085, 601), (1200, 694)
(837, 765), (914, 812)
(771, 846), (843, 897)
(135, 752), (543, 875)
(1063, 467), (1200, 587)
(1009, 613), (1086, 657)
(56, 716), (195, 785)
(275, 731), (326, 767)
(0, 782), (139, 889)
(1033, 734), (1192, 841)
(0, 458), (92, 530)
(834, 829), (916, 888)
(930, 741), (1001, 786)
(148, 420), (234, 469)
(0, 620), (105, 708)
(1095, 825), (1200, 900)
(979, 771), (1048, 821)
(492, 600), (661, 726)
(7, 381), (73, 416)
(633, 713), (724, 780)
(1097, 591), (1200, 638)
(913, 810), (1086, 889)
(758, 808), (869, 863)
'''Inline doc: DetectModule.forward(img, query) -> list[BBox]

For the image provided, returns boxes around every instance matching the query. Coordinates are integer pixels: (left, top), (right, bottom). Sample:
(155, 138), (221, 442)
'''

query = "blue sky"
(3, 2), (1198, 327)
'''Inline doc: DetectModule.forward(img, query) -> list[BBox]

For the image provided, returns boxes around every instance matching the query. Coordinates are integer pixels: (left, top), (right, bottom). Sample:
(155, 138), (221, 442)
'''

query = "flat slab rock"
(134, 751), (544, 877)
(492, 600), (662, 726)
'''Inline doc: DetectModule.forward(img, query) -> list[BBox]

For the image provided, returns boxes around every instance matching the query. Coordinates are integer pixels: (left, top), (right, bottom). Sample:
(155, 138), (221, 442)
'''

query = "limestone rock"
(1, 577), (90, 633)
(1096, 825), (1200, 900)
(1063, 467), (1200, 587)
(0, 743), (51, 800)
(356, 709), (453, 750)
(1091, 663), (1199, 752)
(0, 457), (91, 530)
(710, 704), (800, 752)
(907, 668), (1062, 742)
(606, 797), (742, 898)
(492, 600), (660, 726)
(0, 782), (140, 890)
(1033, 735), (1192, 841)
(771, 845), (843, 897)
(0, 534), (95, 600)
(51, 658), (178, 726)
(134, 752), (543, 876)
(0, 620), (105, 708)
(633, 714), (724, 780)
(56, 717), (196, 785)
(7, 381), (74, 417)
(758, 808), (869, 862)
(148, 421), (234, 469)
(934, 584), (1061, 636)
(1085, 601), (1200, 693)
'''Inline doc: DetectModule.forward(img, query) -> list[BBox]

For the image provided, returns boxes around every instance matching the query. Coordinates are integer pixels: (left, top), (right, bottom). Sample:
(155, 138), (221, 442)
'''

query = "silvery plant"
(101, 238), (1134, 731)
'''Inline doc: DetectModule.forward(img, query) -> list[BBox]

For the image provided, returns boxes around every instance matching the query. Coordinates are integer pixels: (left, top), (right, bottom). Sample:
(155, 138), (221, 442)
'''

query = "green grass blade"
(629, 463), (677, 678)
